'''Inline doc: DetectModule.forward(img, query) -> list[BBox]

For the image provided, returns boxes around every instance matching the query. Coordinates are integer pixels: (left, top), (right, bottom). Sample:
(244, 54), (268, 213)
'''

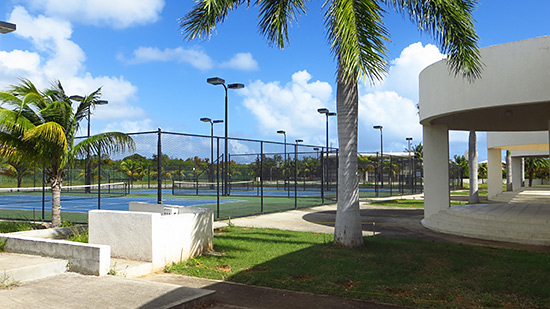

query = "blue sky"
(1, 0), (549, 161)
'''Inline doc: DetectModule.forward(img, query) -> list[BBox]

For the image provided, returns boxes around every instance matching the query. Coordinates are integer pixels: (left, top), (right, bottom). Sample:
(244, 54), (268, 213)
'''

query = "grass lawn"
(166, 226), (550, 308)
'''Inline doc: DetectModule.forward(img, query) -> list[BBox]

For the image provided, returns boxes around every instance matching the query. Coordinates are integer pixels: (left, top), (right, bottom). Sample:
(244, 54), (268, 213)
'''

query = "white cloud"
(240, 70), (334, 145)
(358, 91), (421, 146)
(220, 52), (259, 71)
(370, 42), (444, 101)
(104, 119), (155, 133)
(0, 6), (151, 134)
(23, 0), (165, 29)
(124, 46), (214, 70)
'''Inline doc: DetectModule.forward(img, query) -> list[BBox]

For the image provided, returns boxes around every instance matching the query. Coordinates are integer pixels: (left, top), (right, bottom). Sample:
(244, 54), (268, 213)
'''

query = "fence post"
(294, 143), (298, 209)
(98, 146), (101, 210)
(216, 137), (220, 219)
(157, 128), (162, 204)
(42, 166), (45, 221)
(260, 141), (264, 214)
(321, 147), (324, 204)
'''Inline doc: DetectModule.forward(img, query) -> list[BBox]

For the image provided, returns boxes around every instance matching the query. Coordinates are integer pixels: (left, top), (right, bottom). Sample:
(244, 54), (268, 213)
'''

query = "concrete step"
(0, 252), (67, 283)
(110, 258), (153, 278)
(423, 206), (550, 245)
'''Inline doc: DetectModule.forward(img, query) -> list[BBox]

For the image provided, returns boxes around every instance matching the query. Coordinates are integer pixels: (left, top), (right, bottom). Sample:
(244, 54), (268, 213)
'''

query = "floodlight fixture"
(295, 139), (303, 143)
(277, 130), (286, 134)
(69, 95), (84, 101)
(373, 125), (383, 130)
(213, 120), (223, 124)
(317, 108), (329, 114)
(228, 83), (245, 89)
(406, 137), (413, 141)
(0, 21), (15, 34)
(207, 77), (225, 85)
(200, 117), (211, 123)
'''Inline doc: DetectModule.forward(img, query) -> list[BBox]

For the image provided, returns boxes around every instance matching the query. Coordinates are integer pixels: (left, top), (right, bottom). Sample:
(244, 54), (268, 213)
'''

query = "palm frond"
(180, 0), (249, 40)
(258, 0), (307, 48)
(325, 0), (390, 83)
(72, 132), (135, 160)
(24, 122), (68, 153)
(384, 0), (482, 80)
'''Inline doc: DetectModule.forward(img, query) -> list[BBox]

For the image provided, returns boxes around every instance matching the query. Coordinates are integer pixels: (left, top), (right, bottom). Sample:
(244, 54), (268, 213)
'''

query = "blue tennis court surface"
(0, 194), (242, 213)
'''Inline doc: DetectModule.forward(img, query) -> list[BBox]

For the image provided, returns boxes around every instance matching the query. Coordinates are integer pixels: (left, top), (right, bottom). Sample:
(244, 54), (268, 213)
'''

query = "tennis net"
(0, 182), (128, 204)
(172, 180), (255, 195)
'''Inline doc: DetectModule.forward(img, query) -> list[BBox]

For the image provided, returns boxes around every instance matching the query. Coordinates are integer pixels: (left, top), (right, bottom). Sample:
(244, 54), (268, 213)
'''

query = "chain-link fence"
(358, 153), (424, 198)
(0, 129), (434, 222)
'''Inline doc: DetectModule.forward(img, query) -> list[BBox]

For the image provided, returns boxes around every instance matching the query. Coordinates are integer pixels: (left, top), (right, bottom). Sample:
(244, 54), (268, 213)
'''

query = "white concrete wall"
(90, 210), (155, 262)
(420, 36), (550, 131)
(89, 205), (213, 271)
(423, 124), (450, 217)
(488, 148), (503, 198)
(0, 233), (110, 276)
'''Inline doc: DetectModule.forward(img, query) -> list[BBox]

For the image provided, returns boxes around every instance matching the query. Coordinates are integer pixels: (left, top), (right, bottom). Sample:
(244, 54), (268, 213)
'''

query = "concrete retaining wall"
(89, 203), (213, 271)
(0, 233), (110, 276)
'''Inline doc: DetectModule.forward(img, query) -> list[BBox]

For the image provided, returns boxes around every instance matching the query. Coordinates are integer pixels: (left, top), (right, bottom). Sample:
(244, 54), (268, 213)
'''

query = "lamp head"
(317, 108), (329, 114)
(328, 112), (337, 116)
(69, 95), (84, 101)
(207, 77), (225, 85)
(406, 137), (413, 141)
(277, 130), (286, 135)
(0, 21), (16, 34)
(200, 117), (211, 123)
(96, 100), (108, 105)
(373, 125), (383, 130)
(295, 139), (303, 143)
(228, 83), (245, 89)
(213, 120), (224, 124)
(313, 148), (319, 151)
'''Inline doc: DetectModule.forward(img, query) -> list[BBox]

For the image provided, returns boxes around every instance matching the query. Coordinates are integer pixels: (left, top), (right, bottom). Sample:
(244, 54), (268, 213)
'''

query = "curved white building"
(419, 36), (550, 245)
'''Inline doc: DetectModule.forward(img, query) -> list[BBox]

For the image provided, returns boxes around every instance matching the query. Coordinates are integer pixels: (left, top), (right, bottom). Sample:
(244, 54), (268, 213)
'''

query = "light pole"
(406, 137), (413, 191)
(69, 95), (108, 191)
(373, 125), (383, 188)
(318, 108), (336, 191)
(277, 130), (288, 196)
(201, 117), (223, 187)
(0, 21), (16, 34)
(294, 139), (303, 208)
(207, 77), (244, 196)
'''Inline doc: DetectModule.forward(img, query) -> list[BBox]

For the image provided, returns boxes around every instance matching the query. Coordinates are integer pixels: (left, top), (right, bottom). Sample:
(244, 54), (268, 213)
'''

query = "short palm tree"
(180, 0), (482, 247)
(0, 79), (135, 227)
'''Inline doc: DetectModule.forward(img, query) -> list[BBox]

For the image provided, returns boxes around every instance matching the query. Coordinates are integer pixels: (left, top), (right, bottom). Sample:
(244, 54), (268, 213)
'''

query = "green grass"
(166, 226), (550, 308)
(0, 220), (38, 233)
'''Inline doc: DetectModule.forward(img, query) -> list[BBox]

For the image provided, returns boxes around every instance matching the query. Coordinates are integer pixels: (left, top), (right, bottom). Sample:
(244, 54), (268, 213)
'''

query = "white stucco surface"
(89, 204), (213, 271)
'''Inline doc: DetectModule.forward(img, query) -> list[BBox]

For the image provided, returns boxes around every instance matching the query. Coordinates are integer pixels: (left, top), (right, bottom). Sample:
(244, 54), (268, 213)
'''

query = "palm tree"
(524, 157), (549, 187)
(0, 160), (34, 188)
(0, 79), (135, 227)
(180, 0), (481, 247)
(468, 130), (479, 203)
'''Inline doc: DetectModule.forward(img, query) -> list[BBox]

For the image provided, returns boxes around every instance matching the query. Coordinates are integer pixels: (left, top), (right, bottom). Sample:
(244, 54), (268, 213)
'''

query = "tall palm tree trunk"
(51, 176), (62, 227)
(334, 68), (363, 247)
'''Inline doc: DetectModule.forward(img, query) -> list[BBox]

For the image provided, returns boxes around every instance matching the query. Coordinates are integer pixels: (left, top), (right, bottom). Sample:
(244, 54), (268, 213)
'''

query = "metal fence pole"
(98, 146), (101, 210)
(157, 128), (162, 204)
(42, 166), (45, 221)
(294, 143), (298, 209)
(261, 141), (264, 214)
(321, 147), (324, 204)
(216, 137), (220, 219)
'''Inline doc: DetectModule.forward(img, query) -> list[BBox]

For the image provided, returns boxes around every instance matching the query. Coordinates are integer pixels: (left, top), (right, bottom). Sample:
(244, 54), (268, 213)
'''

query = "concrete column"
(423, 124), (449, 218)
(487, 148), (503, 198)
(511, 156), (523, 191)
